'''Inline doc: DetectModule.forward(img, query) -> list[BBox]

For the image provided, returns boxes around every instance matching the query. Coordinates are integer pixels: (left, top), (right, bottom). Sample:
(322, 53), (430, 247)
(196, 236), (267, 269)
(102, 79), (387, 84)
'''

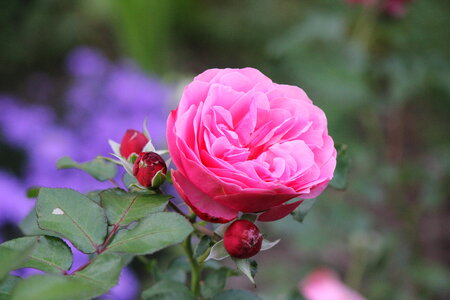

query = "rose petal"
(257, 200), (303, 222)
(172, 170), (238, 223)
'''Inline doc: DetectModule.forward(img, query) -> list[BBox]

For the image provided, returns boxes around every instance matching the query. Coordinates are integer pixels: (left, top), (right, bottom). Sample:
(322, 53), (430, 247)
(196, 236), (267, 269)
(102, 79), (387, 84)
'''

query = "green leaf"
(36, 188), (107, 253)
(0, 237), (36, 281)
(85, 190), (102, 204)
(166, 169), (173, 184)
(329, 143), (351, 190)
(142, 280), (194, 300)
(100, 189), (169, 226)
(0, 236), (72, 274)
(56, 156), (117, 181)
(123, 172), (137, 187)
(72, 253), (123, 291)
(206, 240), (229, 261)
(106, 212), (193, 255)
(26, 187), (41, 198)
(19, 209), (59, 237)
(194, 235), (212, 258)
(291, 198), (317, 223)
(212, 289), (262, 300)
(233, 258), (257, 285)
(11, 253), (124, 300)
(0, 276), (21, 300)
(202, 268), (231, 298)
(11, 275), (96, 300)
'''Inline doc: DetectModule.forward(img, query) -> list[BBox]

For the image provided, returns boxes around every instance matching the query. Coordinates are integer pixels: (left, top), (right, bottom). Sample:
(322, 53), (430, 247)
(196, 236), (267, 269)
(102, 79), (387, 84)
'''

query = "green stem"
(183, 234), (201, 298)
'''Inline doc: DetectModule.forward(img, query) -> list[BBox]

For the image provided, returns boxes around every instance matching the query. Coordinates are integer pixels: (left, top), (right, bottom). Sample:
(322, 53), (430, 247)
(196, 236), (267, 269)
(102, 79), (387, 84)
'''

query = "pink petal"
(257, 200), (303, 222)
(172, 170), (238, 223)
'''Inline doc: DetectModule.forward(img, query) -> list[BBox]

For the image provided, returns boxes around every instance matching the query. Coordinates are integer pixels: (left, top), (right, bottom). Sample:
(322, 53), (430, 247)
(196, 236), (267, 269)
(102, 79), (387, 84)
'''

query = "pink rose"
(300, 269), (366, 300)
(167, 68), (336, 223)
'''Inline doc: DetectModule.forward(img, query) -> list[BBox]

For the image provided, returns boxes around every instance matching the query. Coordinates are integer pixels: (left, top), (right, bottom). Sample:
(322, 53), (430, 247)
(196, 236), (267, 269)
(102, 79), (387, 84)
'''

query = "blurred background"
(0, 0), (449, 299)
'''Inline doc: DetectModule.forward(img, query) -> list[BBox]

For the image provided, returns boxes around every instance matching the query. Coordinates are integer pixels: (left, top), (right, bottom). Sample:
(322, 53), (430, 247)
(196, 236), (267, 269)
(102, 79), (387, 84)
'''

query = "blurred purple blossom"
(0, 46), (173, 299)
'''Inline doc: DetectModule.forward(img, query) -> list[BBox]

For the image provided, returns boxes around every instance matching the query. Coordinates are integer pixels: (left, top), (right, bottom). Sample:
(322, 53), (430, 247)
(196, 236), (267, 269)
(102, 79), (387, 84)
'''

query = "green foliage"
(36, 188), (107, 253)
(233, 258), (258, 285)
(291, 198), (317, 223)
(212, 289), (262, 300)
(56, 156), (117, 181)
(10, 253), (122, 300)
(201, 268), (232, 299)
(100, 188), (169, 225)
(194, 235), (212, 258)
(329, 143), (351, 190)
(106, 212), (193, 255)
(0, 236), (72, 274)
(0, 276), (20, 300)
(0, 238), (35, 281)
(142, 280), (195, 300)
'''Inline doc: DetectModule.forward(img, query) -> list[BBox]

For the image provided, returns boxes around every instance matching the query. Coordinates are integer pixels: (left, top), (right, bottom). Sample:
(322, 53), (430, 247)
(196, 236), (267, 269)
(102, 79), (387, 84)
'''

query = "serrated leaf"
(72, 253), (123, 291)
(329, 143), (351, 190)
(0, 237), (36, 281)
(106, 212), (192, 255)
(0, 236), (72, 274)
(19, 209), (59, 237)
(57, 156), (117, 181)
(100, 189), (169, 226)
(261, 238), (280, 251)
(194, 235), (212, 258)
(291, 198), (317, 223)
(11, 253), (123, 300)
(0, 276), (20, 299)
(211, 289), (262, 300)
(36, 188), (107, 253)
(205, 240), (229, 261)
(233, 258), (257, 285)
(202, 268), (231, 298)
(141, 280), (194, 300)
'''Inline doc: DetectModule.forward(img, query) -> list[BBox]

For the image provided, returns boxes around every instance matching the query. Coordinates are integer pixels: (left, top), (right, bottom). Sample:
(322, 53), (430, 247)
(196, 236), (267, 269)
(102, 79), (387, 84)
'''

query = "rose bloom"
(167, 68), (336, 223)
(300, 268), (366, 300)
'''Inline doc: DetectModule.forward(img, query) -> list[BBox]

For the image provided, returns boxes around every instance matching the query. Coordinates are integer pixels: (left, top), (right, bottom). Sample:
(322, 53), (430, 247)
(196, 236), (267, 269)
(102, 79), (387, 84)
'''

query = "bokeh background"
(0, 0), (449, 299)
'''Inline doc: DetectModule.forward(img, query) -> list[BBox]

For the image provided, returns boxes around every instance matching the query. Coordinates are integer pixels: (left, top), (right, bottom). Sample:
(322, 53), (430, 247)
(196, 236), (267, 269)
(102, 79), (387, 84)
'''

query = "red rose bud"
(120, 129), (149, 159)
(224, 220), (263, 259)
(133, 152), (167, 188)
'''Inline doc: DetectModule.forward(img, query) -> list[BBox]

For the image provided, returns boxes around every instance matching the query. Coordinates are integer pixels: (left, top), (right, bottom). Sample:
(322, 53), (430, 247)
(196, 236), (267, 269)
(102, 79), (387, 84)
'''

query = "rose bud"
(120, 129), (149, 159)
(133, 152), (167, 188)
(224, 220), (263, 259)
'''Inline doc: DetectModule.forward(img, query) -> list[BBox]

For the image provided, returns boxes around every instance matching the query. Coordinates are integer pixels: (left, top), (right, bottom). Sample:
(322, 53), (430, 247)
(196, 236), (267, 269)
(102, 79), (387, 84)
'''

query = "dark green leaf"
(19, 209), (59, 237)
(141, 280), (194, 300)
(194, 235), (212, 258)
(212, 289), (262, 300)
(100, 189), (169, 226)
(11, 275), (96, 300)
(291, 198), (317, 223)
(233, 258), (257, 285)
(26, 187), (41, 198)
(0, 276), (21, 300)
(201, 268), (231, 298)
(166, 169), (173, 184)
(0, 237), (36, 281)
(36, 188), (107, 253)
(57, 156), (117, 181)
(329, 143), (351, 190)
(85, 190), (102, 204)
(0, 236), (72, 274)
(106, 212), (193, 255)
(72, 253), (123, 291)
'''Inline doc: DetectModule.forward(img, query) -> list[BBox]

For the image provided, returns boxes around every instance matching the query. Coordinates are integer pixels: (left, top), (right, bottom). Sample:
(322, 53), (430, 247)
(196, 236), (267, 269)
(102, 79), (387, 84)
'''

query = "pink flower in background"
(300, 268), (366, 300)
(167, 68), (336, 223)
